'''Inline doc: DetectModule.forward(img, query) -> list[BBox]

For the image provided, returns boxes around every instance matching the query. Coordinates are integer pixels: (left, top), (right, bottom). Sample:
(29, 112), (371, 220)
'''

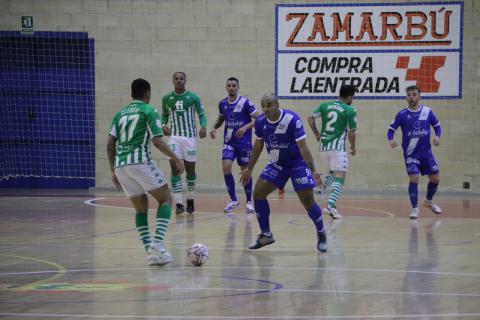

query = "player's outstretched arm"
(388, 113), (401, 149)
(348, 130), (356, 156)
(387, 128), (397, 148)
(296, 138), (322, 186)
(307, 115), (321, 142)
(240, 138), (264, 185)
(429, 111), (442, 146)
(210, 115), (225, 139)
(194, 96), (207, 139)
(106, 134), (122, 191)
(236, 111), (260, 138)
(152, 136), (184, 174)
(160, 96), (171, 136)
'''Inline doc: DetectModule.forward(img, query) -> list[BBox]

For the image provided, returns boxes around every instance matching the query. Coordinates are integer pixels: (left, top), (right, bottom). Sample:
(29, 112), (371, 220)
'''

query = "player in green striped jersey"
(161, 72), (207, 214)
(107, 78), (184, 266)
(307, 85), (357, 219)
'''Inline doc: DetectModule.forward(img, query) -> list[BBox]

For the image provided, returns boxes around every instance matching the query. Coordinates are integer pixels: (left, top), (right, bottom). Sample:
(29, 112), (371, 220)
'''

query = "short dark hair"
(339, 85), (356, 98)
(406, 85), (421, 93)
(227, 77), (239, 85)
(131, 78), (150, 99)
(173, 71), (186, 79)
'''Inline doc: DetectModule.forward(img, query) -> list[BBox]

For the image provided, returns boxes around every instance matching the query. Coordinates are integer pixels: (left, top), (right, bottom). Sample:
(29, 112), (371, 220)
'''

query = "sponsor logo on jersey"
(295, 177), (309, 184)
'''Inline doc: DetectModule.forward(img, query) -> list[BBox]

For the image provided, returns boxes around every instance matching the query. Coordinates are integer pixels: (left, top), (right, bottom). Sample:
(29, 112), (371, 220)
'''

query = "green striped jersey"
(161, 91), (206, 137)
(311, 101), (357, 152)
(109, 101), (163, 168)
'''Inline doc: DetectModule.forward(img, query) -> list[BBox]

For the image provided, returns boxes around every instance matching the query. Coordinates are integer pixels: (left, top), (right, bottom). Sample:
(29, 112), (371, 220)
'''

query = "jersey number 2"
(325, 111), (338, 132)
(119, 114), (139, 142)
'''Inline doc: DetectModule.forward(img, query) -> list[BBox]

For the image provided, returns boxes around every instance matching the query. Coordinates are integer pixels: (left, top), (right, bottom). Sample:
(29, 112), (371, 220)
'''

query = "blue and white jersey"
(218, 96), (257, 148)
(254, 109), (307, 168)
(389, 105), (441, 159)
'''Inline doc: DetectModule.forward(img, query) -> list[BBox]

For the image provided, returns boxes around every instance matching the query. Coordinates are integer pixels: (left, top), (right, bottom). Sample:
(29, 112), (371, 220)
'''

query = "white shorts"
(115, 161), (167, 198)
(168, 135), (198, 162)
(320, 151), (348, 172)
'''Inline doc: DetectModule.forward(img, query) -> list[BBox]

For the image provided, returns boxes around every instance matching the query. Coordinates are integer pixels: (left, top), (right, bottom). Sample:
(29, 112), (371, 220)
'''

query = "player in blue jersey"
(210, 77), (259, 214)
(388, 86), (442, 219)
(240, 93), (327, 252)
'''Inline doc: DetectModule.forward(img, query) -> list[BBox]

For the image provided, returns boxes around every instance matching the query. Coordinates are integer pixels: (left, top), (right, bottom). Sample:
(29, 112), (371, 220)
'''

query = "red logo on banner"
(396, 56), (446, 92)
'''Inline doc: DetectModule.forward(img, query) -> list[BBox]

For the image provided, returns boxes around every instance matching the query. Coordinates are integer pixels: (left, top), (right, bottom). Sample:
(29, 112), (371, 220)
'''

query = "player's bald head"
(261, 92), (279, 107)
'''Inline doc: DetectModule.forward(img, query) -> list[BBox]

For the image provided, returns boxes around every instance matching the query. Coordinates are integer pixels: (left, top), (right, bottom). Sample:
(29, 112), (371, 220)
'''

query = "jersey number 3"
(119, 114), (139, 142)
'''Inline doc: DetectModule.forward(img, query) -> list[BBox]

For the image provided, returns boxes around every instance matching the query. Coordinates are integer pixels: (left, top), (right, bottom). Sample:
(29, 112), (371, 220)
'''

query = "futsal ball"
(187, 243), (209, 266)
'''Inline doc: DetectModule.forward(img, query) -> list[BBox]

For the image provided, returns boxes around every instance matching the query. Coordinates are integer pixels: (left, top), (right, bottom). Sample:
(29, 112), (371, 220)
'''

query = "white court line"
(1, 266), (480, 277)
(1, 312), (480, 319)
(174, 287), (480, 297)
(83, 197), (302, 217)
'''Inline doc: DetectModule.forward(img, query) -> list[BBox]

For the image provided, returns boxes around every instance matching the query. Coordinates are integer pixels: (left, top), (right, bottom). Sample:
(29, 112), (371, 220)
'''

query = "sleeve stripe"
(433, 122), (441, 127)
(254, 133), (263, 140)
(109, 126), (117, 138)
(249, 109), (258, 115)
(311, 112), (320, 118)
(295, 134), (306, 142)
(147, 123), (154, 137)
(388, 126), (396, 131)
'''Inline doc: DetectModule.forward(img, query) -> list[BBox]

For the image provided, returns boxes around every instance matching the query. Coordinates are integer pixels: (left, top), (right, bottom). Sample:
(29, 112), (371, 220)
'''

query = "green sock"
(323, 174), (335, 190)
(171, 175), (183, 204)
(328, 177), (344, 208)
(154, 204), (172, 243)
(186, 174), (196, 199)
(135, 213), (151, 252)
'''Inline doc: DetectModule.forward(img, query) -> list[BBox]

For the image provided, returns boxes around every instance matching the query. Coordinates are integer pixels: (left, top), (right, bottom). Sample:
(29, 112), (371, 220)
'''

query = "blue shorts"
(259, 162), (316, 192)
(222, 144), (251, 167)
(405, 156), (439, 176)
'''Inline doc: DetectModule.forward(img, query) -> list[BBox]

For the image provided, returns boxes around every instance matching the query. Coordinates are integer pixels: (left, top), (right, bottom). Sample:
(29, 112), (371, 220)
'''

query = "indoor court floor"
(0, 189), (479, 319)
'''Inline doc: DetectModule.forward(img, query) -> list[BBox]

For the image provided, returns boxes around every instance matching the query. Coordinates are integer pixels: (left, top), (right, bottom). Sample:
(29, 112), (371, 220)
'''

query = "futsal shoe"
(409, 207), (420, 219)
(186, 199), (195, 214)
(146, 253), (161, 266)
(423, 200), (442, 214)
(224, 200), (240, 213)
(317, 230), (328, 252)
(246, 201), (255, 214)
(146, 246), (162, 266)
(151, 242), (173, 266)
(325, 206), (342, 219)
(176, 203), (185, 214)
(249, 233), (275, 249)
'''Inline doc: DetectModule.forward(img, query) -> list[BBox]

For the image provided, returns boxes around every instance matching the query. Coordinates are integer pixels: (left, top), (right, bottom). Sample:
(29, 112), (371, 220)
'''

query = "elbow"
(151, 137), (161, 148)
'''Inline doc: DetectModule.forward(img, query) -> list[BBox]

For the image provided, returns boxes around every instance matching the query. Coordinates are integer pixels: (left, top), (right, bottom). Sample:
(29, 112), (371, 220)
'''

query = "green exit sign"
(21, 16), (34, 35)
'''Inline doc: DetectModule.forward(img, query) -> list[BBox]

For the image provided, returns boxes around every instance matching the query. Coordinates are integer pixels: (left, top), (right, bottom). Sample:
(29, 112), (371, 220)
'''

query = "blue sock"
(426, 182), (438, 201)
(408, 182), (418, 208)
(224, 174), (237, 202)
(254, 199), (271, 234)
(307, 203), (324, 233)
(244, 178), (252, 202)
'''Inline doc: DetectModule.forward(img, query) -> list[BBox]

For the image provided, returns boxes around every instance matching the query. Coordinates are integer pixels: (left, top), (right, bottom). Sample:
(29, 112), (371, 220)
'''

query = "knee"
(170, 161), (180, 176)
(409, 176), (419, 184)
(186, 168), (196, 177)
(430, 176), (440, 184)
(253, 188), (265, 200)
(163, 192), (173, 207)
(301, 194), (316, 209)
(222, 165), (232, 175)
